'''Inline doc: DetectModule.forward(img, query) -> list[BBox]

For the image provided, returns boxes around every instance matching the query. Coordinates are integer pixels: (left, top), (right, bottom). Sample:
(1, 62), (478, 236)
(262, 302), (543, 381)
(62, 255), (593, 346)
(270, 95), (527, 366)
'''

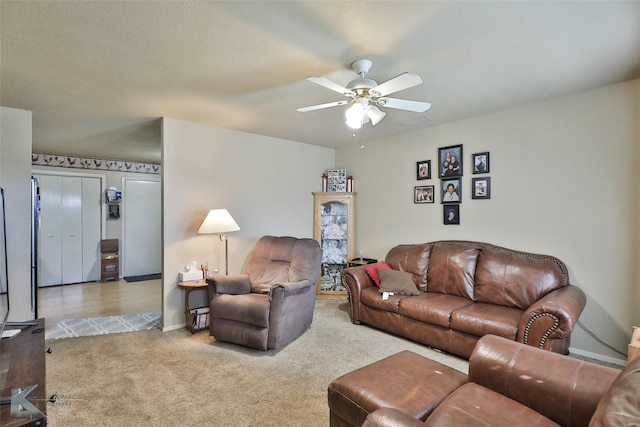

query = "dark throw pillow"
(378, 269), (420, 296)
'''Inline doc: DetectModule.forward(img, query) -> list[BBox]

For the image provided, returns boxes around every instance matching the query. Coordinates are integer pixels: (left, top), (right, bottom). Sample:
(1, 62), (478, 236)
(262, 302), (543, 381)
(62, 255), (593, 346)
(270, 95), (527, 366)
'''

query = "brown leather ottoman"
(328, 350), (468, 427)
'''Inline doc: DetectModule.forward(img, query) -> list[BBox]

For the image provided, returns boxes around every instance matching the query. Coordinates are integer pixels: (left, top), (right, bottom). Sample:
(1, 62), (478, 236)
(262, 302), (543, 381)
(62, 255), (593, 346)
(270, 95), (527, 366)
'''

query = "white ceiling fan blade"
(297, 100), (349, 113)
(306, 76), (355, 96)
(366, 105), (386, 126)
(371, 72), (423, 97)
(379, 97), (431, 113)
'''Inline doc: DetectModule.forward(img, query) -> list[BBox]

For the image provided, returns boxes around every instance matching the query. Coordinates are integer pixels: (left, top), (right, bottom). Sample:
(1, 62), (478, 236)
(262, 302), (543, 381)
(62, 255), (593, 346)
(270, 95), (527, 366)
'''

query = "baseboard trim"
(162, 323), (186, 333)
(569, 347), (626, 367)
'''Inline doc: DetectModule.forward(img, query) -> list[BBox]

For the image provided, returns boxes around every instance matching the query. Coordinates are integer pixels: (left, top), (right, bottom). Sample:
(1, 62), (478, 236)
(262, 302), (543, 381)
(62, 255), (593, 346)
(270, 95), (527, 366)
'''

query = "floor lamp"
(197, 209), (240, 275)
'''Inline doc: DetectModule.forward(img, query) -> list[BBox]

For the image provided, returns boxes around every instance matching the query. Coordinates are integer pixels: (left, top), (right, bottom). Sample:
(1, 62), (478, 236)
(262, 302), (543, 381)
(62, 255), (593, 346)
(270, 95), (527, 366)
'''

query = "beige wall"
(0, 107), (33, 321)
(161, 118), (334, 330)
(336, 79), (640, 362)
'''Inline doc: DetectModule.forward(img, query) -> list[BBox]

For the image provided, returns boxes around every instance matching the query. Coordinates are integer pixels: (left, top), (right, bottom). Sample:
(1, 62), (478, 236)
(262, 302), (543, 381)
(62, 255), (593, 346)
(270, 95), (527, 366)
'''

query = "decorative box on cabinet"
(312, 192), (355, 299)
(100, 239), (119, 282)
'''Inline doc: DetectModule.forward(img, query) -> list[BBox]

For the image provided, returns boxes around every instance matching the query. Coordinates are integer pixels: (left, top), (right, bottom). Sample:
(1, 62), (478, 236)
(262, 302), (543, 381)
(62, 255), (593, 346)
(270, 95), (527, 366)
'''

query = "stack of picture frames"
(414, 144), (491, 225)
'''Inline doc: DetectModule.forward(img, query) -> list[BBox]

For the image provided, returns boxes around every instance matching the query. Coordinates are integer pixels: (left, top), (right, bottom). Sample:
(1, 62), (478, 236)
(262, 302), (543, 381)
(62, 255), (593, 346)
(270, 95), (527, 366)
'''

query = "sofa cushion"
(474, 247), (566, 309)
(378, 269), (420, 296)
(399, 293), (473, 328)
(424, 383), (560, 427)
(364, 261), (391, 287)
(450, 303), (522, 339)
(589, 356), (640, 427)
(427, 242), (479, 299)
(360, 286), (403, 313)
(385, 243), (432, 291)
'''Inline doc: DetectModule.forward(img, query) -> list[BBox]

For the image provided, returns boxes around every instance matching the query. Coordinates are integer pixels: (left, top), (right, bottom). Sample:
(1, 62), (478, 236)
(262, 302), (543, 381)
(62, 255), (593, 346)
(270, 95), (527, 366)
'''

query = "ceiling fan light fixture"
(346, 117), (362, 129)
(367, 105), (386, 126)
(299, 59), (431, 129)
(345, 99), (369, 129)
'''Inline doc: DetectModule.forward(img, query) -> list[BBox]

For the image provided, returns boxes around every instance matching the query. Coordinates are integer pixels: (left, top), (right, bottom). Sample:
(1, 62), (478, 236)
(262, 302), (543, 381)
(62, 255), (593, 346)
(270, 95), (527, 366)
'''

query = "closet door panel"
(61, 176), (83, 284)
(37, 175), (63, 287)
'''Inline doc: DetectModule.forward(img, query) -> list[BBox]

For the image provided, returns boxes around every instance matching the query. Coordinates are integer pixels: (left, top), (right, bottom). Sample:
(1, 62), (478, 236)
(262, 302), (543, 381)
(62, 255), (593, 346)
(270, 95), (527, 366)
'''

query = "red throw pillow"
(364, 261), (391, 287)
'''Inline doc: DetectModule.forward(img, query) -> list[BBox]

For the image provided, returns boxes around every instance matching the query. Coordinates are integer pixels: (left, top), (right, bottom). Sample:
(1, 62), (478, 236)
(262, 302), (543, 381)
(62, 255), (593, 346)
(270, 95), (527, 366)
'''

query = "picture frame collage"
(414, 145), (492, 224)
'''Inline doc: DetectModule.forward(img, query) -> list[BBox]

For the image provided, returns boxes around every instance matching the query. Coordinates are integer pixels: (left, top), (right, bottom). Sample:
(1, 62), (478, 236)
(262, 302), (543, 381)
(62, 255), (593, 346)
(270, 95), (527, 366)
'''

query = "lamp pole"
(220, 234), (230, 275)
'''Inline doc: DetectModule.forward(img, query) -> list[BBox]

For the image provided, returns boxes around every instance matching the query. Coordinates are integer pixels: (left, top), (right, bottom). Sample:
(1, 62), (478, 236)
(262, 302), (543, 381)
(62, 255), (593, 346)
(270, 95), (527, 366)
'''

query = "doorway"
(122, 178), (161, 278)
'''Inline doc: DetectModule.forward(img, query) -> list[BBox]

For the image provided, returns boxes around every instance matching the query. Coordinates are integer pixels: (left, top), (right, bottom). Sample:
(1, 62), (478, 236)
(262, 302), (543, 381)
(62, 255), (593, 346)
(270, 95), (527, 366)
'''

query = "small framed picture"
(443, 204), (460, 225)
(416, 160), (431, 180)
(472, 177), (491, 199)
(327, 169), (347, 192)
(108, 204), (120, 219)
(438, 144), (463, 178)
(441, 178), (461, 203)
(414, 185), (434, 204)
(472, 152), (490, 174)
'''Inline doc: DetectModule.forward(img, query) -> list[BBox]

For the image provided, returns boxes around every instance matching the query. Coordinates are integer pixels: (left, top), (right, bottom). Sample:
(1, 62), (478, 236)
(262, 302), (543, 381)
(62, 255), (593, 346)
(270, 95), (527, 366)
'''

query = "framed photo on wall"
(443, 204), (460, 225)
(416, 160), (431, 180)
(108, 204), (120, 219)
(441, 178), (461, 203)
(472, 152), (490, 174)
(414, 185), (434, 204)
(438, 144), (463, 178)
(472, 177), (491, 199)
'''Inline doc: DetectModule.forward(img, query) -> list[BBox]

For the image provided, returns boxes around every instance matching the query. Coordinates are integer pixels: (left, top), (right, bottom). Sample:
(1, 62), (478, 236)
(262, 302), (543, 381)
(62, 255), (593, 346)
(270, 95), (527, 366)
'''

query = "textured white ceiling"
(2, 1), (639, 164)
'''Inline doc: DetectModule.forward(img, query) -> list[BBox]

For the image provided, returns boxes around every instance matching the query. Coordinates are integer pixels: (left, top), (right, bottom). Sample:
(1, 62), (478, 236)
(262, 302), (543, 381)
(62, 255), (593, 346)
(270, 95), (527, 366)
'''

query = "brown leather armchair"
(207, 236), (321, 350)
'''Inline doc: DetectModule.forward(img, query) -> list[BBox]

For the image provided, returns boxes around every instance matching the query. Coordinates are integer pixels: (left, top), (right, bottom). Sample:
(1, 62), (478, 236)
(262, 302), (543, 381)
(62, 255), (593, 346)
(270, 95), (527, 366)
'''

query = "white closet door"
(37, 175), (63, 287)
(82, 178), (101, 282)
(61, 176), (83, 284)
(123, 179), (161, 277)
(37, 174), (102, 286)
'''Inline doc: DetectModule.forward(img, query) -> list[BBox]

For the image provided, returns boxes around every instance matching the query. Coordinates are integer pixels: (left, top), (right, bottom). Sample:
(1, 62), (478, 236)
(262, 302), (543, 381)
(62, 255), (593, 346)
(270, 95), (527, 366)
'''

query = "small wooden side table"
(178, 279), (210, 334)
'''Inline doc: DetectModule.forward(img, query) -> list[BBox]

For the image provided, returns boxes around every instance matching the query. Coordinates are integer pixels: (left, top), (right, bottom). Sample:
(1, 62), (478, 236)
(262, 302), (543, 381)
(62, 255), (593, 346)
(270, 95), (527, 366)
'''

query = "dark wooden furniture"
(0, 319), (47, 426)
(178, 279), (210, 334)
(100, 239), (119, 282)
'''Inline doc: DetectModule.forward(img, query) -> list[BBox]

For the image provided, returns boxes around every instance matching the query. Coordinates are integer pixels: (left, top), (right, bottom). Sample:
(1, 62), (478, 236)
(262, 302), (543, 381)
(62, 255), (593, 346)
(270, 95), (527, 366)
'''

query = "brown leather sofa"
(342, 240), (586, 358)
(358, 335), (638, 427)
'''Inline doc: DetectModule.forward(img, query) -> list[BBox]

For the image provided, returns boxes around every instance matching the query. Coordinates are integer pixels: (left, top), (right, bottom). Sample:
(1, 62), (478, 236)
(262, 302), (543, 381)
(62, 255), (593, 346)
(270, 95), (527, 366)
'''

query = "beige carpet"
(45, 300), (468, 426)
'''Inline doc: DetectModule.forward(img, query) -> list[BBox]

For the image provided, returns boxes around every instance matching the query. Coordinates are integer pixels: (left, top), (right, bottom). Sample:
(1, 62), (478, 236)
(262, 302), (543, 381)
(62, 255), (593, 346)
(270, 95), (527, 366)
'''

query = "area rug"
(123, 273), (161, 282)
(45, 312), (161, 340)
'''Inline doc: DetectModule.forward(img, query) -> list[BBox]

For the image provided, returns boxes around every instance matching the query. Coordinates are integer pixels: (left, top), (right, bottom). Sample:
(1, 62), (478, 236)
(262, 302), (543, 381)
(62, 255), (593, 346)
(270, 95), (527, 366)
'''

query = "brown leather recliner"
(207, 235), (321, 351)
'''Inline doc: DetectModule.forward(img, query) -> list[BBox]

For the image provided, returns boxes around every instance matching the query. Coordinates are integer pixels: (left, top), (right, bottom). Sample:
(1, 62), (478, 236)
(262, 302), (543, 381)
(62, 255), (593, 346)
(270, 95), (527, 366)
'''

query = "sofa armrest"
(363, 408), (425, 427)
(517, 284), (586, 352)
(341, 266), (376, 324)
(208, 274), (251, 297)
(470, 335), (619, 427)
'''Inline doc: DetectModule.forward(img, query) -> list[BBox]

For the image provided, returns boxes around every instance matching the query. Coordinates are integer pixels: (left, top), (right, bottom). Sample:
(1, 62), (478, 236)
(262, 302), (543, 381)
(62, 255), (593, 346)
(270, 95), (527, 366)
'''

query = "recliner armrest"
(208, 274), (251, 296)
(470, 335), (619, 427)
(269, 280), (312, 295)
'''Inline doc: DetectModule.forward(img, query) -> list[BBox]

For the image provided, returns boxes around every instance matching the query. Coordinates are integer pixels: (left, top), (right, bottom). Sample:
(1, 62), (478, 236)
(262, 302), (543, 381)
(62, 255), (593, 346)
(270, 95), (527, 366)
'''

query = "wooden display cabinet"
(312, 192), (355, 299)
(100, 239), (119, 282)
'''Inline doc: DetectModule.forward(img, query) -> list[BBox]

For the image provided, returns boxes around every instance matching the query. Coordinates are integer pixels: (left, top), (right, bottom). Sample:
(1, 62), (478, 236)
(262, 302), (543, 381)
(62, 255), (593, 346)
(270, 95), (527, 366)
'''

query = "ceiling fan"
(297, 59), (431, 129)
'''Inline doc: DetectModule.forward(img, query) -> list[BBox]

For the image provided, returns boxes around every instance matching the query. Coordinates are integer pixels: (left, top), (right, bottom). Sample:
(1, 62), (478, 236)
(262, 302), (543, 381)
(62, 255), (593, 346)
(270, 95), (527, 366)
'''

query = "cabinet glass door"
(313, 192), (355, 298)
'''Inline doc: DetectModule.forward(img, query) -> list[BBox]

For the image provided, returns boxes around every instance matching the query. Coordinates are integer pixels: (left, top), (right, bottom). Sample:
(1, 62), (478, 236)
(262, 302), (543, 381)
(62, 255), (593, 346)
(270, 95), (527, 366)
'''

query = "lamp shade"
(197, 209), (240, 234)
